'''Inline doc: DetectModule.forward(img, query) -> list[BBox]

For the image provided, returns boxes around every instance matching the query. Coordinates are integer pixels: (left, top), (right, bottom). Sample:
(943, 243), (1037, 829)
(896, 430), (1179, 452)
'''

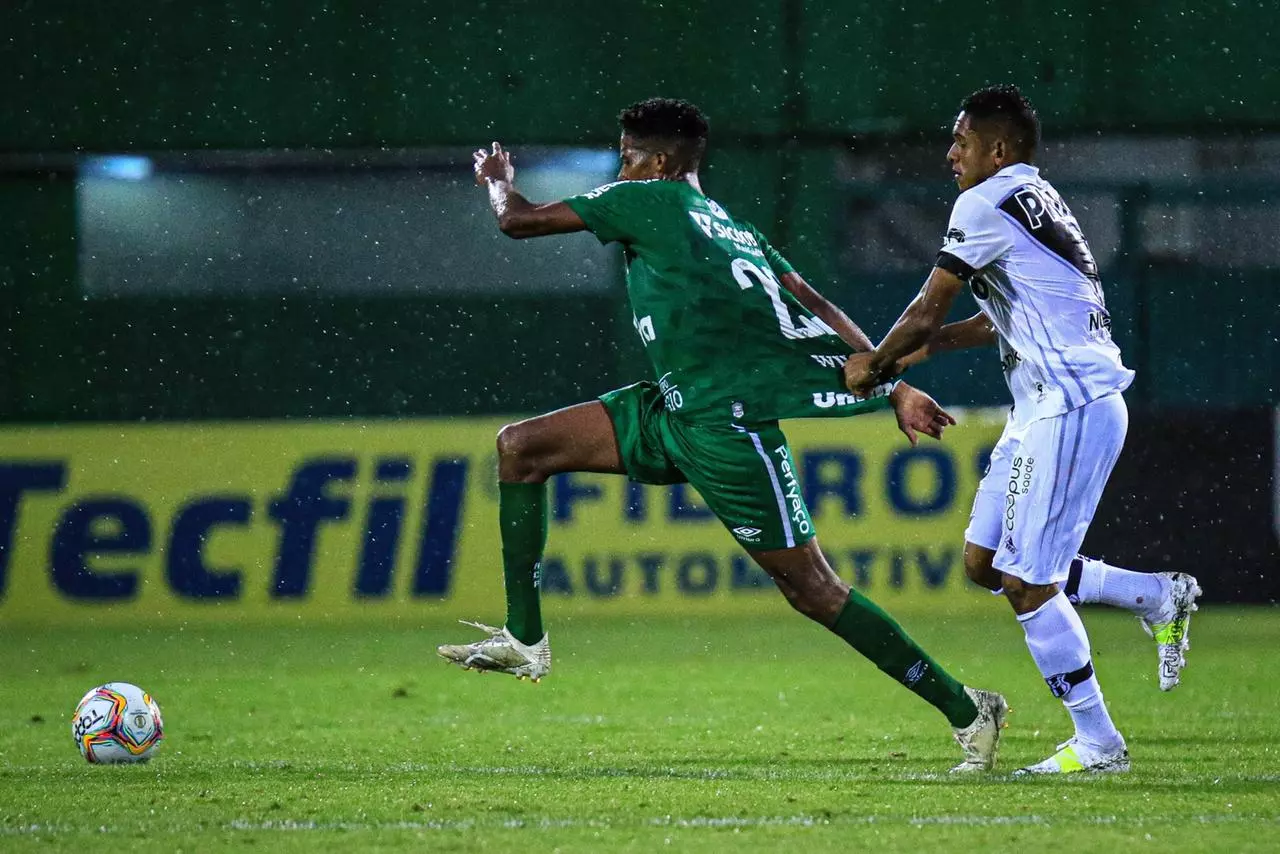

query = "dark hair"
(619, 98), (709, 168)
(961, 84), (1040, 158)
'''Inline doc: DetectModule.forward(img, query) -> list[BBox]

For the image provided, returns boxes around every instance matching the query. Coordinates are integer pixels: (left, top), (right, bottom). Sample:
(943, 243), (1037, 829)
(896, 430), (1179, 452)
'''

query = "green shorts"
(600, 381), (815, 551)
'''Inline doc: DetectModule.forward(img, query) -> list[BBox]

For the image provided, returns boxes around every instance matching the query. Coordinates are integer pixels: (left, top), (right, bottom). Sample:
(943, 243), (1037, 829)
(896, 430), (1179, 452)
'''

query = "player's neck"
(677, 173), (703, 194)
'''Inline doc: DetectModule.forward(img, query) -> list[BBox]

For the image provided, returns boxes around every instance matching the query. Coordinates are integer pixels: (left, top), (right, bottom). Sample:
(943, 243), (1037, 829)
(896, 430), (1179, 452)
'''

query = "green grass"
(2, 607), (1279, 852)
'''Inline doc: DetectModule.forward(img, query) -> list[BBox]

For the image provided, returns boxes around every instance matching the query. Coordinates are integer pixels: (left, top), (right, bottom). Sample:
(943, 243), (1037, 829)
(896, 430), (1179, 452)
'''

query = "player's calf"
(750, 542), (848, 625)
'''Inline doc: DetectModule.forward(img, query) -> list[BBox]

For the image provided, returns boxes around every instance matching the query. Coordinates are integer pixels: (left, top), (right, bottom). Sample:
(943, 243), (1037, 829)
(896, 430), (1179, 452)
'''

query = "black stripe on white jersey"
(935, 251), (976, 281)
(998, 185), (1100, 282)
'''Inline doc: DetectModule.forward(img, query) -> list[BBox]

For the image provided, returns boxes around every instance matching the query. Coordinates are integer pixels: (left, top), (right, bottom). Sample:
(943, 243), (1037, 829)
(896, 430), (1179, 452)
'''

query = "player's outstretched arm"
(473, 142), (587, 239)
(842, 265), (966, 393)
(779, 271), (875, 352)
(896, 312), (998, 370)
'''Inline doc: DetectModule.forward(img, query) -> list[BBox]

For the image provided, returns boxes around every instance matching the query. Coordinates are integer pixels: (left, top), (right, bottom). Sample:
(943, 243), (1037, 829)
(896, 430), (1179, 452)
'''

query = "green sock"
(500, 481), (548, 645)
(831, 588), (978, 728)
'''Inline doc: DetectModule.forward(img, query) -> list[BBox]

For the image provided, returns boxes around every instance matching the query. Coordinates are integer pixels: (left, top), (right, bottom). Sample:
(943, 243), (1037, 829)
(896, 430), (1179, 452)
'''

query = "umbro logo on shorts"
(732, 526), (763, 542)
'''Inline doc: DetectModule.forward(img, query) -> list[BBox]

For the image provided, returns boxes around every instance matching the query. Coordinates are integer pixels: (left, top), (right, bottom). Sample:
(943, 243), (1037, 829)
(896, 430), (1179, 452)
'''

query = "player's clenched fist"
(842, 351), (878, 395)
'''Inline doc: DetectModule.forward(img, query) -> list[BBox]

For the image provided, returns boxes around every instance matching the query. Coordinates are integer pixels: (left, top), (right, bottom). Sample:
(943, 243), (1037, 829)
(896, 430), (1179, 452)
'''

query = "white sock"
(1069, 556), (1169, 618)
(1018, 592), (1123, 751)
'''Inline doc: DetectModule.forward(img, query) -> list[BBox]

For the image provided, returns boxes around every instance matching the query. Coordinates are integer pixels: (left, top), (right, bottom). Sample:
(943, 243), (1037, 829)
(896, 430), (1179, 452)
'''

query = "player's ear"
(992, 138), (1007, 168)
(651, 150), (669, 176)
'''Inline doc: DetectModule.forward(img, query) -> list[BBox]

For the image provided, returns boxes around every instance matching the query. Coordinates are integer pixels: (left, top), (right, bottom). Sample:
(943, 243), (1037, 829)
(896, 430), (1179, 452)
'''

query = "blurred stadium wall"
(1, 2), (1276, 612)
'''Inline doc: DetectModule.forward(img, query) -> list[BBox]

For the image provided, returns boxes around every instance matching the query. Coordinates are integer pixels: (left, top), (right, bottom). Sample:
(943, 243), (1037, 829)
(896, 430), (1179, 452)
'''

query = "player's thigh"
(673, 421), (814, 552)
(964, 418), (1018, 553)
(597, 382), (687, 484)
(993, 394), (1128, 585)
(963, 541), (1001, 590)
(498, 400), (626, 479)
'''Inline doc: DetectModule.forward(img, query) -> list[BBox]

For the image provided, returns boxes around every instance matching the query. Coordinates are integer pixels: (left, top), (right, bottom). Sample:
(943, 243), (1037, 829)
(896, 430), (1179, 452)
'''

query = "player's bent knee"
(496, 421), (545, 482)
(495, 422), (526, 460)
(1000, 573), (1058, 615)
(781, 576), (846, 625)
(752, 543), (848, 624)
(781, 587), (828, 623)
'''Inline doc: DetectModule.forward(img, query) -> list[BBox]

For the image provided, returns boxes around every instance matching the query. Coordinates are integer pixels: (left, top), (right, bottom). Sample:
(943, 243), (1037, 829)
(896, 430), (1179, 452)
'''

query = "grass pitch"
(2, 607), (1278, 852)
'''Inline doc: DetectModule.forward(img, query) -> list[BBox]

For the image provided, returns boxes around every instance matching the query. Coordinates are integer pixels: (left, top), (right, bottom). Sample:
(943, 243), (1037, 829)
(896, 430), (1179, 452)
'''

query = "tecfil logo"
(0, 456), (468, 602)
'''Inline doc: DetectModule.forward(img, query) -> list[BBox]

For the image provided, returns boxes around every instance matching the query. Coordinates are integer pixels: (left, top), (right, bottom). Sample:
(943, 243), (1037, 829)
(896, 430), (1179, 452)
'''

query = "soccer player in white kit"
(844, 85), (1201, 774)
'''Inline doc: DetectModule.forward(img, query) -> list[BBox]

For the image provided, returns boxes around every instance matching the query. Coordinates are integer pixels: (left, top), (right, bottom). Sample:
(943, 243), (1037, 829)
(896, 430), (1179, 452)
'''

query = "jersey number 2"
(731, 259), (836, 340)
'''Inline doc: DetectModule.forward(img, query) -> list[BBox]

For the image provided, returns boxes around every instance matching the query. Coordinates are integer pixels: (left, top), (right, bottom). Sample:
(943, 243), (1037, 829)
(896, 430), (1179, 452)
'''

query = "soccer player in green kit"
(438, 98), (1008, 772)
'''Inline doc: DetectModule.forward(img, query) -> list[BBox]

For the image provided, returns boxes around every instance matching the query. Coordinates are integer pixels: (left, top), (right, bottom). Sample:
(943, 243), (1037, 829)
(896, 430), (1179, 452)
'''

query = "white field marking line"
(444, 766), (1280, 786)
(5, 814), (1280, 836)
(6, 763), (1278, 786)
(439, 763), (943, 782)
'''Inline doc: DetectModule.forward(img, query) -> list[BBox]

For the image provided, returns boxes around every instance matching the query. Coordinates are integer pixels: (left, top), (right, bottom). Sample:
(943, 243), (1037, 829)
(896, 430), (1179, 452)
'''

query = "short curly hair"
(619, 98), (709, 168)
(961, 84), (1040, 158)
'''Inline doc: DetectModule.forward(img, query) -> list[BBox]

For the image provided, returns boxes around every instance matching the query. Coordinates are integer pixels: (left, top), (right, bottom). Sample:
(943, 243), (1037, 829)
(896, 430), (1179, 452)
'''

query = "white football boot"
(1140, 572), (1203, 691)
(1014, 736), (1130, 775)
(950, 687), (1010, 773)
(437, 620), (550, 682)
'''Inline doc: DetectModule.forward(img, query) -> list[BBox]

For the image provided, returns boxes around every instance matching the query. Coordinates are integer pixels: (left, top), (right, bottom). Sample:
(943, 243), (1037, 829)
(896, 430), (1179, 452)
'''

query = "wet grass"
(2, 607), (1278, 851)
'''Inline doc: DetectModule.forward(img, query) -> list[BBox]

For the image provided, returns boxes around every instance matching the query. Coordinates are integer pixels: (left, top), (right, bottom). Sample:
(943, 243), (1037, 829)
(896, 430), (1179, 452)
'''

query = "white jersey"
(936, 163), (1134, 424)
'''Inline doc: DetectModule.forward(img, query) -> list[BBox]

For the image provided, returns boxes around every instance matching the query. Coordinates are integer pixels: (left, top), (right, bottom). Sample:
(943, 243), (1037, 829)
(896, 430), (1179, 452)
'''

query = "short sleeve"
(935, 191), (1014, 280)
(562, 180), (657, 245)
(745, 223), (795, 276)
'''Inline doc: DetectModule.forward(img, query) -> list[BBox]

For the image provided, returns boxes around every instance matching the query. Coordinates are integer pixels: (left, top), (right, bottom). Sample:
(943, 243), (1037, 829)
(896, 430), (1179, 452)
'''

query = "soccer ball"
(71, 682), (164, 764)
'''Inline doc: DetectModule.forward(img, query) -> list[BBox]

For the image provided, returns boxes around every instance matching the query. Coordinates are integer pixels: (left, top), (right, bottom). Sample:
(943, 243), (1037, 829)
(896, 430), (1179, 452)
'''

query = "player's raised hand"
(474, 142), (515, 186)
(887, 383), (956, 446)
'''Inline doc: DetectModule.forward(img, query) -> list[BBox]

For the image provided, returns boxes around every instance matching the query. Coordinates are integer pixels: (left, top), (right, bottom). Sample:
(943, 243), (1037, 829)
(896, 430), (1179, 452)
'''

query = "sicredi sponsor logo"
(688, 211), (760, 251)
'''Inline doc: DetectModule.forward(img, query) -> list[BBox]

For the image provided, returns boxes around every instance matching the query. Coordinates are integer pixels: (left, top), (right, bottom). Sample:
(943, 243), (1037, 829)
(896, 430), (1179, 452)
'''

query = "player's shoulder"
(968, 164), (1044, 207)
(955, 179), (1008, 211)
(949, 176), (1023, 233)
(578, 178), (670, 201)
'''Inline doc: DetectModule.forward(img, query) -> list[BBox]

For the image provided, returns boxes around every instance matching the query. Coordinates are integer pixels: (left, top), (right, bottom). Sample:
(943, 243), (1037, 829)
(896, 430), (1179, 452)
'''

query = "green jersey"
(564, 179), (891, 425)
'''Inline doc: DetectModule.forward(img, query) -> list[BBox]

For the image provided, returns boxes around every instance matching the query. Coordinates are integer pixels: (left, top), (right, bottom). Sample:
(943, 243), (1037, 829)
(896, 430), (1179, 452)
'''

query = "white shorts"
(964, 393), (1128, 585)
